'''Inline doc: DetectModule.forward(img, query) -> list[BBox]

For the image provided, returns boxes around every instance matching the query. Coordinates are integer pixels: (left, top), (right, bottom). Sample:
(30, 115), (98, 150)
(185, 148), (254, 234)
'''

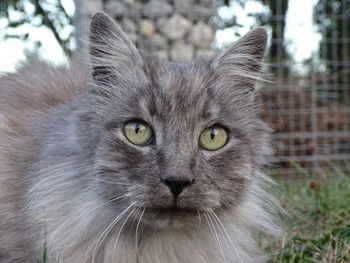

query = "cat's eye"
(124, 121), (153, 146)
(199, 126), (228, 151)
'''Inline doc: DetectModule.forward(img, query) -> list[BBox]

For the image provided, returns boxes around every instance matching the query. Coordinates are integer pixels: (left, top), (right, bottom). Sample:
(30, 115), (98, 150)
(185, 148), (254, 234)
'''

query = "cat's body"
(0, 12), (279, 263)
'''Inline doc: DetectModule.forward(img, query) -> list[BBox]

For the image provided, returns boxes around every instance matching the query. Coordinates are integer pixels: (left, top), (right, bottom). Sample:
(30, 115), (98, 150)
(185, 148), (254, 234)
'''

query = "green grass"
(266, 169), (350, 262)
(37, 246), (47, 263)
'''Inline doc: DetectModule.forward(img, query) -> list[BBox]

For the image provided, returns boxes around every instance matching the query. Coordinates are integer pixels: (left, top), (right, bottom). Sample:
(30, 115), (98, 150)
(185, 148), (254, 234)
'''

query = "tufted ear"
(211, 28), (268, 88)
(89, 12), (142, 83)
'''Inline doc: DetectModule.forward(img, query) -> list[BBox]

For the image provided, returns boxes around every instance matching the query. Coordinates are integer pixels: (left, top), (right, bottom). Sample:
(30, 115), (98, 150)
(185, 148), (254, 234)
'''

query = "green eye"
(199, 126), (228, 151)
(124, 121), (153, 146)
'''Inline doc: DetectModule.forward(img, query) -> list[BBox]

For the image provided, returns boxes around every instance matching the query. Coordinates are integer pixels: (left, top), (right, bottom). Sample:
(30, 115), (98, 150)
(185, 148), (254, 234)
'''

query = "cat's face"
(79, 12), (270, 229)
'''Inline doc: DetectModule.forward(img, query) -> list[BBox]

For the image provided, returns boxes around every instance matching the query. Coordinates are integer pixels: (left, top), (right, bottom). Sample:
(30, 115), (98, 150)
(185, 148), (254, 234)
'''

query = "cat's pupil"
(135, 123), (140, 134)
(210, 128), (215, 140)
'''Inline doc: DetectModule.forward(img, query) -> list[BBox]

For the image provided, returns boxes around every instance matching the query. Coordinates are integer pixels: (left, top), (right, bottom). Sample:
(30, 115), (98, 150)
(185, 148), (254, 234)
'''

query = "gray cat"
(0, 12), (280, 263)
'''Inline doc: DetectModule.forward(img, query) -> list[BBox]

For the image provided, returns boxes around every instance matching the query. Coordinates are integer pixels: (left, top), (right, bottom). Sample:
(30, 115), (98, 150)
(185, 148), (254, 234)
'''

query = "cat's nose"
(162, 176), (194, 196)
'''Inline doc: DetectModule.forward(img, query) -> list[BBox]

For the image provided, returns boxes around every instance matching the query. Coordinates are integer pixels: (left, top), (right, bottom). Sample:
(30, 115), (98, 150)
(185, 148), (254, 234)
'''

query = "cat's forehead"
(143, 57), (211, 90)
(132, 58), (257, 135)
(141, 59), (221, 122)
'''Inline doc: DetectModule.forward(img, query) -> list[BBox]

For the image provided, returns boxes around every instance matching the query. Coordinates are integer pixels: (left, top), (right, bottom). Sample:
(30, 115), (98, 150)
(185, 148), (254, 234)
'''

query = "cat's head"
(79, 12), (271, 229)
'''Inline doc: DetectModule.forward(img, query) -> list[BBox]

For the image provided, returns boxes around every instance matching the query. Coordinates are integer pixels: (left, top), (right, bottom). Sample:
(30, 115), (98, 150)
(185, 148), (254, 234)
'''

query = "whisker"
(204, 212), (227, 263)
(113, 206), (137, 249)
(93, 178), (133, 186)
(87, 194), (131, 215)
(135, 207), (146, 258)
(129, 205), (143, 230)
(209, 209), (242, 262)
(196, 209), (202, 227)
(91, 202), (136, 263)
(208, 210), (230, 250)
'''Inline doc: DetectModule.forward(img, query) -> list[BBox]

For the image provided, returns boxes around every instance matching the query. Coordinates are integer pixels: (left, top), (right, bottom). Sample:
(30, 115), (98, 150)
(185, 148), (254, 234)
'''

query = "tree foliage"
(315, 0), (350, 88)
(253, 0), (289, 64)
(0, 0), (74, 56)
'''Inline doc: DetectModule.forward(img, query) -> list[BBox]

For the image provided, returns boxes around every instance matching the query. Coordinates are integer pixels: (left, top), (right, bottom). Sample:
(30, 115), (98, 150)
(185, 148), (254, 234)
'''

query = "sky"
(0, 0), (321, 73)
(216, 0), (321, 61)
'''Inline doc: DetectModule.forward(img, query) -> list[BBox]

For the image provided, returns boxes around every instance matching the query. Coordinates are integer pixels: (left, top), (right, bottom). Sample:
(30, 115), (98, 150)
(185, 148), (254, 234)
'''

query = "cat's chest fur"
(102, 229), (222, 263)
(57, 223), (264, 263)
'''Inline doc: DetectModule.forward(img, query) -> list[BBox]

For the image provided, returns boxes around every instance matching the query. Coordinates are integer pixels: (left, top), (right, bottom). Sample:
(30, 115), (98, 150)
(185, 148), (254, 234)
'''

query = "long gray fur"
(0, 12), (280, 263)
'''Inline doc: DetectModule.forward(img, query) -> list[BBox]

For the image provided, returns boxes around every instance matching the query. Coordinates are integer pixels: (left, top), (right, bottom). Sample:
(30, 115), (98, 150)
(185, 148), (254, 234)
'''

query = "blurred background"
(0, 1), (350, 261)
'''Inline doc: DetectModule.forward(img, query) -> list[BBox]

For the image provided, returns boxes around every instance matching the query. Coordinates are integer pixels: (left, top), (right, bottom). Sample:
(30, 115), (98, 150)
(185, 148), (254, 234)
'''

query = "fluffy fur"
(0, 12), (280, 263)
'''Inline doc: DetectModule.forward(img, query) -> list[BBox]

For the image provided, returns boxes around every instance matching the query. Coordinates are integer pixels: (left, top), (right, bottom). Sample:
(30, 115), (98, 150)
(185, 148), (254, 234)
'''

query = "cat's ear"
(89, 12), (142, 82)
(211, 28), (267, 89)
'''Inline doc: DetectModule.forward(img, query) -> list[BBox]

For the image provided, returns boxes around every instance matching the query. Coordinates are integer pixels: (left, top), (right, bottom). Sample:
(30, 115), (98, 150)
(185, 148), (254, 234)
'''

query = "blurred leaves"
(0, 0), (74, 57)
(216, 0), (246, 30)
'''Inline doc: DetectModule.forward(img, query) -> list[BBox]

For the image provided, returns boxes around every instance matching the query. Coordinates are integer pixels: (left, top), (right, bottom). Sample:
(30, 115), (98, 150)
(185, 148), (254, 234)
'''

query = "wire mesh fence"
(259, 0), (350, 175)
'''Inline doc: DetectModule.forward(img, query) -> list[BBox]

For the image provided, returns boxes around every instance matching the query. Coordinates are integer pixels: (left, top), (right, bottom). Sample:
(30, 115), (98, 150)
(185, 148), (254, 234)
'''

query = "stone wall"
(103, 0), (217, 62)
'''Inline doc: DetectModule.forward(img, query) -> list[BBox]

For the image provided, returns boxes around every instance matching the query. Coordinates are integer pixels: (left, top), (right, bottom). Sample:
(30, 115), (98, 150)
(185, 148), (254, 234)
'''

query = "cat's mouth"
(152, 206), (198, 215)
(139, 206), (200, 229)
(152, 197), (199, 216)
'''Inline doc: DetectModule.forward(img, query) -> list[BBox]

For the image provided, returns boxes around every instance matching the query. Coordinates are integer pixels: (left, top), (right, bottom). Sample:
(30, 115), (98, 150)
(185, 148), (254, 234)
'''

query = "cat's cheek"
(193, 146), (253, 211)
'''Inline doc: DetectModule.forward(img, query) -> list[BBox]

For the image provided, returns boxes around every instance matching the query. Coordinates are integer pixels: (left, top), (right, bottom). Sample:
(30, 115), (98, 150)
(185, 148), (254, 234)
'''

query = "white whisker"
(129, 205), (142, 230)
(197, 209), (202, 227)
(135, 207), (146, 258)
(92, 202), (136, 263)
(113, 206), (137, 249)
(204, 212), (227, 263)
(209, 209), (242, 262)
(87, 194), (131, 215)
(93, 178), (133, 186)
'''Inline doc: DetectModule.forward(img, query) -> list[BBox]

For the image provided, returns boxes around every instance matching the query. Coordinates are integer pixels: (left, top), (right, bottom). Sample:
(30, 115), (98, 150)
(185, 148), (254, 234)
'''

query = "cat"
(0, 11), (280, 263)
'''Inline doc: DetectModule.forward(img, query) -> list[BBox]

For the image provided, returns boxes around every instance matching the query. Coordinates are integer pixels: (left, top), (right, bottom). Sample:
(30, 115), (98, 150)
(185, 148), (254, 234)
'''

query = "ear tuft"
(90, 11), (117, 37)
(211, 27), (268, 84)
(89, 12), (142, 82)
(235, 27), (268, 61)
